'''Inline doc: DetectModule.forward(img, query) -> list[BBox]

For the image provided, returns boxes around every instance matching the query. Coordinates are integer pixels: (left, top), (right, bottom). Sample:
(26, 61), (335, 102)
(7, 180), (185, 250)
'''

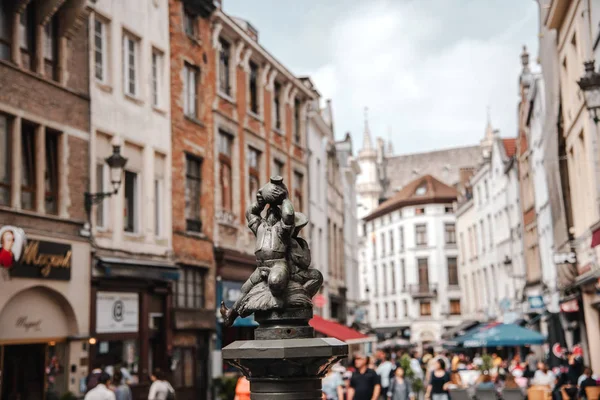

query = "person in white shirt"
(532, 362), (555, 389)
(148, 369), (175, 400)
(376, 350), (395, 399)
(84, 372), (116, 400)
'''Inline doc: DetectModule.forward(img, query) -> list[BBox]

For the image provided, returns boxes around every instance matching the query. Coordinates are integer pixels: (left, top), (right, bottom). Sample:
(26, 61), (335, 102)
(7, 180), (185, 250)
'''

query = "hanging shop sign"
(96, 292), (139, 334)
(553, 252), (577, 265)
(528, 295), (545, 310)
(1, 225), (71, 280)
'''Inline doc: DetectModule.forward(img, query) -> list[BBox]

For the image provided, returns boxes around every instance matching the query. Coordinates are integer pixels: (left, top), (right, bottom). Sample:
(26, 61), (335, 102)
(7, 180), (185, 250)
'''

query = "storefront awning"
(96, 256), (179, 281)
(310, 315), (376, 344)
(454, 322), (546, 348)
(441, 320), (480, 340)
(592, 228), (600, 248)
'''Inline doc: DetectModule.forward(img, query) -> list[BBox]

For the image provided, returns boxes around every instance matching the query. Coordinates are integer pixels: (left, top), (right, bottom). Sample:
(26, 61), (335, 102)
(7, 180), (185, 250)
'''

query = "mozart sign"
(0, 226), (72, 281)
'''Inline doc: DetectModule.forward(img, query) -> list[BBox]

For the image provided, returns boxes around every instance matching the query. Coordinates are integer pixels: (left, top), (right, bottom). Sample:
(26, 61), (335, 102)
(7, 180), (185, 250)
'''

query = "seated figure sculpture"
(220, 176), (323, 327)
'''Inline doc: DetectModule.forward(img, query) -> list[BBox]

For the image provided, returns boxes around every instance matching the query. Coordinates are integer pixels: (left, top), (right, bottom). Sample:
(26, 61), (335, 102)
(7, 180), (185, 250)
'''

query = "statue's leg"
(268, 260), (289, 296)
(303, 269), (324, 298)
(231, 268), (264, 311)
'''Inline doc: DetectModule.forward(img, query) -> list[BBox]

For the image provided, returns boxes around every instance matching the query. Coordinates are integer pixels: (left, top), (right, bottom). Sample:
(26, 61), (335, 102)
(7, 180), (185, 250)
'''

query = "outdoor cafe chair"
(502, 388), (525, 400)
(586, 386), (600, 400)
(528, 385), (552, 400)
(475, 388), (498, 400)
(449, 388), (473, 400)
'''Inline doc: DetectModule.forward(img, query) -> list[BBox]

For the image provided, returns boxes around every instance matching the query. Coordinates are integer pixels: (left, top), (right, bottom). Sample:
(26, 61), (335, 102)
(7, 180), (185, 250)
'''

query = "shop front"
(90, 256), (179, 400)
(0, 229), (91, 400)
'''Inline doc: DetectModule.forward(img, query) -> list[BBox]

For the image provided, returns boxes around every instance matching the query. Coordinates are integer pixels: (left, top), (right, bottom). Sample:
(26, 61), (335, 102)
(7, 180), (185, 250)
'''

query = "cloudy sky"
(224, 0), (540, 155)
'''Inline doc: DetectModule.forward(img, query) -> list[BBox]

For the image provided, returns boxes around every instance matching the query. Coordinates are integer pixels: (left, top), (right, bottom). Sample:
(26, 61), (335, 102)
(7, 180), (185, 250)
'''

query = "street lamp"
(577, 60), (600, 123)
(84, 144), (128, 219)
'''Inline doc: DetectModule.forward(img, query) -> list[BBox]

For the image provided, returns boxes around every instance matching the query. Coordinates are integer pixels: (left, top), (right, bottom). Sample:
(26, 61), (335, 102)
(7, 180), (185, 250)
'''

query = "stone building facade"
(0, 0), (92, 398)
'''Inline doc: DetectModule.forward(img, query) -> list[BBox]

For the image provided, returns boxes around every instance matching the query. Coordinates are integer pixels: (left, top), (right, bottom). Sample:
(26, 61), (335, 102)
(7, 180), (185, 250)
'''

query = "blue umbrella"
(455, 322), (546, 348)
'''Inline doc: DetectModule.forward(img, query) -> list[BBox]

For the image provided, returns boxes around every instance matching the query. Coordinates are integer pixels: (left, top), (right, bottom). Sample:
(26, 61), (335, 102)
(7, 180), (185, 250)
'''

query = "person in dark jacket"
(579, 368), (598, 399)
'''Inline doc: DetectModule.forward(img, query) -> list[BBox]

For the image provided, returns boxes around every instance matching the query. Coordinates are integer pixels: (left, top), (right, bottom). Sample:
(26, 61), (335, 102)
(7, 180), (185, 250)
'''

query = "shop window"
(44, 130), (59, 214)
(21, 122), (36, 210)
(172, 347), (195, 388)
(218, 131), (233, 211)
(0, 115), (10, 205)
(175, 267), (204, 309)
(95, 340), (139, 384)
(185, 154), (202, 232)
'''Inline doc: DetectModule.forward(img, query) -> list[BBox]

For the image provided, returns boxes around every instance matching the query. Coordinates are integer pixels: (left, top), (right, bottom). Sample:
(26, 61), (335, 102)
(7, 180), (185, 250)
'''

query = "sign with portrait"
(1, 226), (72, 280)
(96, 292), (139, 334)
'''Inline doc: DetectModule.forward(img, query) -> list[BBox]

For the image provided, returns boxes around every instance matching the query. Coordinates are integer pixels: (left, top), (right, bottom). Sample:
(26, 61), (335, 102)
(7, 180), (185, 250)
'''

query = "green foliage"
(214, 375), (238, 400)
(480, 354), (493, 372)
(399, 354), (424, 393)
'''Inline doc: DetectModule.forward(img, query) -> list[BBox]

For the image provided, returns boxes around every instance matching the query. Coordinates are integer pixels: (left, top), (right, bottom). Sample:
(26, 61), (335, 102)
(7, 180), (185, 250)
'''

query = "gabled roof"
(364, 174), (458, 221)
(502, 138), (517, 158)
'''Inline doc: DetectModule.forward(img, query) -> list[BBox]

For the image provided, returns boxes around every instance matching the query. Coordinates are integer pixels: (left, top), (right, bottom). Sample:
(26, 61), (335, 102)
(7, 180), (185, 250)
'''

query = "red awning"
(309, 315), (371, 343)
(592, 228), (600, 248)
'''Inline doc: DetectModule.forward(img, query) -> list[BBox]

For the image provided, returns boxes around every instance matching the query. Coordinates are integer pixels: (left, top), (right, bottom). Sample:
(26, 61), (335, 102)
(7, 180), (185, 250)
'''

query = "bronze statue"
(220, 176), (323, 327)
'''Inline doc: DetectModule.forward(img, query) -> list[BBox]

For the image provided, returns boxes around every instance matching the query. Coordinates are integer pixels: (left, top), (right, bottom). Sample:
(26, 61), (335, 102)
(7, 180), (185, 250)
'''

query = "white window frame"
(183, 63), (198, 117)
(123, 33), (138, 97)
(151, 50), (163, 108)
(94, 16), (108, 83)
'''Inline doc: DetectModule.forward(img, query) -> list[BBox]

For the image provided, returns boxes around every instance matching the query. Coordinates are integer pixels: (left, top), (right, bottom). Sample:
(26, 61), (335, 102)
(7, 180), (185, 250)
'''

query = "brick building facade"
(0, 0), (92, 398)
(169, 0), (217, 398)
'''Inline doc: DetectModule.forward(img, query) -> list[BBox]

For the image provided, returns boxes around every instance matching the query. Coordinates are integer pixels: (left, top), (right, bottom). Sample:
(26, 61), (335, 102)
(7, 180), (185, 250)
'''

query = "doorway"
(1, 344), (46, 400)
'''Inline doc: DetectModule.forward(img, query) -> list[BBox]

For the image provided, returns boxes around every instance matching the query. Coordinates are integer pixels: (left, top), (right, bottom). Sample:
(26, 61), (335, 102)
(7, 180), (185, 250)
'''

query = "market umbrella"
(455, 322), (546, 348)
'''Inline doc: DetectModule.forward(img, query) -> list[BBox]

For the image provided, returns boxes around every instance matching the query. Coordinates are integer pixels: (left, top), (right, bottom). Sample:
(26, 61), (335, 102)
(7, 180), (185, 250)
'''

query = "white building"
(361, 175), (463, 346)
(456, 120), (525, 323)
(336, 133), (362, 323)
(307, 94), (332, 319)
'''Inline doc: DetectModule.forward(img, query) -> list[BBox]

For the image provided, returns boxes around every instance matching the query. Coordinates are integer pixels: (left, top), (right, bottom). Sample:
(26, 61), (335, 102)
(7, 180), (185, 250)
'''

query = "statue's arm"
(246, 195), (266, 235)
(277, 198), (295, 239)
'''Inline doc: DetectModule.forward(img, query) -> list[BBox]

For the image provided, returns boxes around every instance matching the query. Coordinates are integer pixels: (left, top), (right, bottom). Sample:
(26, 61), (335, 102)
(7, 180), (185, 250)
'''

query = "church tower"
(356, 108), (383, 218)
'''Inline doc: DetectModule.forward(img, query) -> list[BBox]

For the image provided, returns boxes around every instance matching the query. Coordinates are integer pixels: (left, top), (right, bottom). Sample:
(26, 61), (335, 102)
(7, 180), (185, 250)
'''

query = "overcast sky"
(224, 0), (539, 155)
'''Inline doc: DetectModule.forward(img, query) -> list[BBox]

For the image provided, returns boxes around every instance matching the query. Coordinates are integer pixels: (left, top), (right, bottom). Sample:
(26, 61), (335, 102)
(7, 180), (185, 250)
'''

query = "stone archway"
(0, 285), (78, 342)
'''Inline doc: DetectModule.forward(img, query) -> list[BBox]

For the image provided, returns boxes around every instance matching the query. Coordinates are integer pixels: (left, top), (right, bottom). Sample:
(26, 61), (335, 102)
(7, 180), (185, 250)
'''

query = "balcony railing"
(408, 283), (438, 298)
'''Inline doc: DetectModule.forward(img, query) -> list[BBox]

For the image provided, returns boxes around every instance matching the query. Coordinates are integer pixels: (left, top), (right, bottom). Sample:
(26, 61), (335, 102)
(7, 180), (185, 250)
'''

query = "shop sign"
(96, 292), (139, 334)
(15, 316), (41, 332)
(554, 252), (577, 265)
(1, 225), (72, 280)
(528, 295), (545, 310)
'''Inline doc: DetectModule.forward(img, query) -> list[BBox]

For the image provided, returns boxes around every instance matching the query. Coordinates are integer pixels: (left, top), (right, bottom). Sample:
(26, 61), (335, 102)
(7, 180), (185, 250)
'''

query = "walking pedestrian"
(387, 367), (414, 400)
(348, 353), (381, 400)
(148, 369), (175, 400)
(376, 351), (395, 399)
(322, 367), (344, 400)
(84, 372), (116, 400)
(424, 359), (450, 400)
(112, 371), (132, 400)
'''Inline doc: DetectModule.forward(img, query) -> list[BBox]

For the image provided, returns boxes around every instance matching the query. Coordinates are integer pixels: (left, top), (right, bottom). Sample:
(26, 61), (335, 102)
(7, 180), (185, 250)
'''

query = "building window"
(420, 301), (432, 316)
(154, 179), (162, 237)
(400, 259), (406, 290)
(183, 63), (199, 117)
(123, 34), (138, 96)
(273, 81), (282, 130)
(293, 171), (304, 212)
(415, 207), (425, 215)
(445, 223), (456, 244)
(93, 16), (108, 82)
(44, 131), (59, 214)
(447, 257), (458, 286)
(249, 61), (259, 114)
(382, 263), (387, 295)
(0, 115), (10, 205)
(488, 214), (493, 246)
(247, 147), (261, 203)
(0, 2), (10, 59)
(219, 131), (233, 211)
(375, 304), (380, 321)
(373, 264), (378, 296)
(44, 17), (58, 80)
(384, 303), (389, 319)
(96, 163), (105, 228)
(19, 5), (35, 69)
(21, 122), (36, 210)
(183, 8), (196, 38)
(151, 50), (163, 108)
(219, 38), (231, 95)
(403, 300), (408, 318)
(389, 230), (394, 254)
(123, 171), (138, 233)
(273, 159), (284, 177)
(399, 226), (404, 252)
(417, 258), (429, 287)
(445, 206), (453, 213)
(185, 155), (202, 232)
(172, 347), (195, 389)
(480, 220), (485, 252)
(175, 267), (204, 309)
(390, 261), (396, 293)
(393, 302), (398, 319)
(450, 299), (461, 315)
(293, 98), (301, 144)
(415, 224), (427, 246)
(380, 233), (385, 256)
